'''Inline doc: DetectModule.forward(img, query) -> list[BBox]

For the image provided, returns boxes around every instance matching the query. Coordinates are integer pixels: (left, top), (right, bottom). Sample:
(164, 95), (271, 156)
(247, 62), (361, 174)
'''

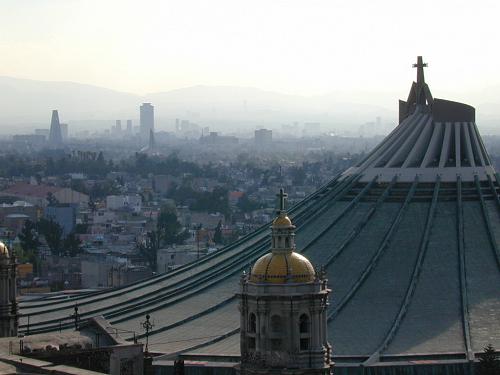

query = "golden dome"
(272, 214), (292, 227)
(250, 251), (315, 284)
(0, 242), (9, 258)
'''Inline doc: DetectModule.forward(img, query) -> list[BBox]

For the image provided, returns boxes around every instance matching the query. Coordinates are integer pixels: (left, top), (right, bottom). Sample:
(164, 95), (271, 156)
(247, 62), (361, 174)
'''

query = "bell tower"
(0, 242), (18, 337)
(238, 189), (332, 375)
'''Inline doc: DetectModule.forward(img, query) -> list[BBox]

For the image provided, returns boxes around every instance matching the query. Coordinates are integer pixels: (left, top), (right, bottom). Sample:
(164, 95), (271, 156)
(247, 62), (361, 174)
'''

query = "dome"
(272, 214), (293, 228)
(0, 242), (9, 258)
(250, 251), (315, 284)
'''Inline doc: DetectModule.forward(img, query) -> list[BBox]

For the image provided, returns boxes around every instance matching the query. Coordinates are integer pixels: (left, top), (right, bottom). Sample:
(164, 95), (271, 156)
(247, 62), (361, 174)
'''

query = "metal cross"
(276, 188), (288, 211)
(412, 56), (428, 84)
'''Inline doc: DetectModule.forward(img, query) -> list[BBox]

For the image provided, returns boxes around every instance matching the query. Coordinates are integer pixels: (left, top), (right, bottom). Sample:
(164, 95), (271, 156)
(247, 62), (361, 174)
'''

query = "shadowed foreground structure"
(18, 58), (500, 374)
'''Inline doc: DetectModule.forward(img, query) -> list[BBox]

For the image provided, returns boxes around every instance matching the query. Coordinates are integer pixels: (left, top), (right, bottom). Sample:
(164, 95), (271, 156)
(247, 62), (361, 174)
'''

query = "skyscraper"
(126, 119), (133, 134)
(140, 103), (154, 138)
(48, 110), (63, 146)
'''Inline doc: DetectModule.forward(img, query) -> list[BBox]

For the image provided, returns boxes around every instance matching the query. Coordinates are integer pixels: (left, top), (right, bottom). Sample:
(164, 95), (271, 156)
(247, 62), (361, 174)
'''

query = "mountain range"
(0, 76), (499, 135)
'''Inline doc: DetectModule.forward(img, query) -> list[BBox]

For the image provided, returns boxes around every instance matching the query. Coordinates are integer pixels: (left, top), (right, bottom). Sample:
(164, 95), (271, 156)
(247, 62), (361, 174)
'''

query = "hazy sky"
(1, 0), (499, 96)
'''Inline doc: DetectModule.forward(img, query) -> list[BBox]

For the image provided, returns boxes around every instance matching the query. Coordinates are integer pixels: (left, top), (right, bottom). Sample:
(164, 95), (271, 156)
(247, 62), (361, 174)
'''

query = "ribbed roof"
(343, 57), (494, 183)
(17, 58), (500, 369)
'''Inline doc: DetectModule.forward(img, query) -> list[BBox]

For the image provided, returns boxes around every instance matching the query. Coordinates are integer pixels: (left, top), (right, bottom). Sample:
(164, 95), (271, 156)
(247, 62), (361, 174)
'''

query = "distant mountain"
(0, 76), (140, 125)
(0, 76), (427, 134)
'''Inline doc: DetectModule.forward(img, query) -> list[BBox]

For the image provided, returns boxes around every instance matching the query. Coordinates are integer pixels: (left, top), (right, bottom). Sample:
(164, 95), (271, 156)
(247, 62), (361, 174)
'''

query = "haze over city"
(1, 0), (500, 133)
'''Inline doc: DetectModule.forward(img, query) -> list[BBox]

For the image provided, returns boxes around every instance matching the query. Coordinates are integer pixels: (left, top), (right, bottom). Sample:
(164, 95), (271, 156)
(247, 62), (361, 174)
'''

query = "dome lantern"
(250, 188), (315, 284)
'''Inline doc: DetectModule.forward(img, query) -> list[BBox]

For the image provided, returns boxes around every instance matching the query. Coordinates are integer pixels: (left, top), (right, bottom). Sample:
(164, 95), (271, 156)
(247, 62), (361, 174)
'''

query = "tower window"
(271, 315), (282, 333)
(285, 237), (290, 248)
(248, 313), (256, 333)
(299, 314), (310, 333)
(248, 337), (256, 350)
(300, 338), (310, 351)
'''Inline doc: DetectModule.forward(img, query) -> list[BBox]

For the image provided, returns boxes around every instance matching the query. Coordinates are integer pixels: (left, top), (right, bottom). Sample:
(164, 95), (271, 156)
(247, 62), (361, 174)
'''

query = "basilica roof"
(16, 58), (500, 368)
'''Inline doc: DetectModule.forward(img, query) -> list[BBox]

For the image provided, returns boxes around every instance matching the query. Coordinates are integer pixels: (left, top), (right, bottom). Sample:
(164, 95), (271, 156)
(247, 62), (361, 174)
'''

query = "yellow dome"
(272, 214), (292, 227)
(250, 251), (315, 284)
(0, 242), (9, 258)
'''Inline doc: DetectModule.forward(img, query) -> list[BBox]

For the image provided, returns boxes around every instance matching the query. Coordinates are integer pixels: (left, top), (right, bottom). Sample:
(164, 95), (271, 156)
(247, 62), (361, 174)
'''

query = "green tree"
(19, 220), (40, 253)
(137, 231), (161, 270)
(63, 232), (82, 257)
(478, 344), (500, 375)
(157, 206), (183, 246)
(37, 218), (63, 256)
(213, 220), (223, 244)
(46, 192), (59, 206)
(237, 194), (260, 213)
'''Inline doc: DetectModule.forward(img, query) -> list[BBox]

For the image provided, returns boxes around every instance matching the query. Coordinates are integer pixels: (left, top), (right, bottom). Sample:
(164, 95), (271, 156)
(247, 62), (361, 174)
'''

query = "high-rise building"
(126, 120), (133, 134)
(140, 103), (154, 138)
(115, 120), (122, 132)
(48, 110), (63, 146)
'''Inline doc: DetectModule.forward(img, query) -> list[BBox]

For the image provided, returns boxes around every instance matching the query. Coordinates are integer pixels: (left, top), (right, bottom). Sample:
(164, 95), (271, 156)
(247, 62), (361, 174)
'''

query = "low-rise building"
(106, 195), (142, 213)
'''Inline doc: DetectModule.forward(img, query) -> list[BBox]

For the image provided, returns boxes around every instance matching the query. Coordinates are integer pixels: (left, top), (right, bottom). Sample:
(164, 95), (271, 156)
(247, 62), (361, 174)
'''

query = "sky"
(1, 0), (500, 97)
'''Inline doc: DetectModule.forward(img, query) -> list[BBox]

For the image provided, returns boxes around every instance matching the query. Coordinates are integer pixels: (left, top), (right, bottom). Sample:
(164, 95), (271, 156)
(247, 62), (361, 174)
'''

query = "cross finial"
(412, 56), (427, 84)
(277, 188), (288, 212)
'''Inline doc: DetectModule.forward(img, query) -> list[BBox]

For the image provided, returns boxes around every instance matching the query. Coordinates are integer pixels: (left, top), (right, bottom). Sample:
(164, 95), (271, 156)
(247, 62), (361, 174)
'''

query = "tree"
(46, 192), (59, 206)
(237, 194), (260, 213)
(137, 231), (161, 271)
(157, 206), (184, 246)
(213, 220), (223, 244)
(477, 344), (500, 375)
(19, 220), (40, 252)
(63, 232), (82, 257)
(37, 218), (63, 256)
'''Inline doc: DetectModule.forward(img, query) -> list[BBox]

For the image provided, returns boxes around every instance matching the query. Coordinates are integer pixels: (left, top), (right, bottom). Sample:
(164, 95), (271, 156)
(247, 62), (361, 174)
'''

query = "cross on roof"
(412, 56), (427, 84)
(277, 188), (288, 212)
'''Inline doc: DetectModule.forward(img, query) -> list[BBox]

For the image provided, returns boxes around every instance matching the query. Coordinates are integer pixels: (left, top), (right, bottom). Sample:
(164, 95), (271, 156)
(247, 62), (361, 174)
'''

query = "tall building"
(0, 243), (18, 338)
(239, 189), (332, 374)
(140, 103), (154, 138)
(254, 128), (272, 148)
(139, 129), (158, 155)
(126, 119), (133, 134)
(48, 110), (63, 146)
(115, 120), (122, 132)
(16, 57), (500, 375)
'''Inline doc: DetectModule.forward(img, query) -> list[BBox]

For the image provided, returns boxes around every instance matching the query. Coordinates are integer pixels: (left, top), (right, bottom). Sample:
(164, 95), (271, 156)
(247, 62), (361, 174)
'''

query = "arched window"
(299, 314), (310, 333)
(248, 313), (256, 333)
(271, 315), (282, 333)
(299, 314), (310, 351)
